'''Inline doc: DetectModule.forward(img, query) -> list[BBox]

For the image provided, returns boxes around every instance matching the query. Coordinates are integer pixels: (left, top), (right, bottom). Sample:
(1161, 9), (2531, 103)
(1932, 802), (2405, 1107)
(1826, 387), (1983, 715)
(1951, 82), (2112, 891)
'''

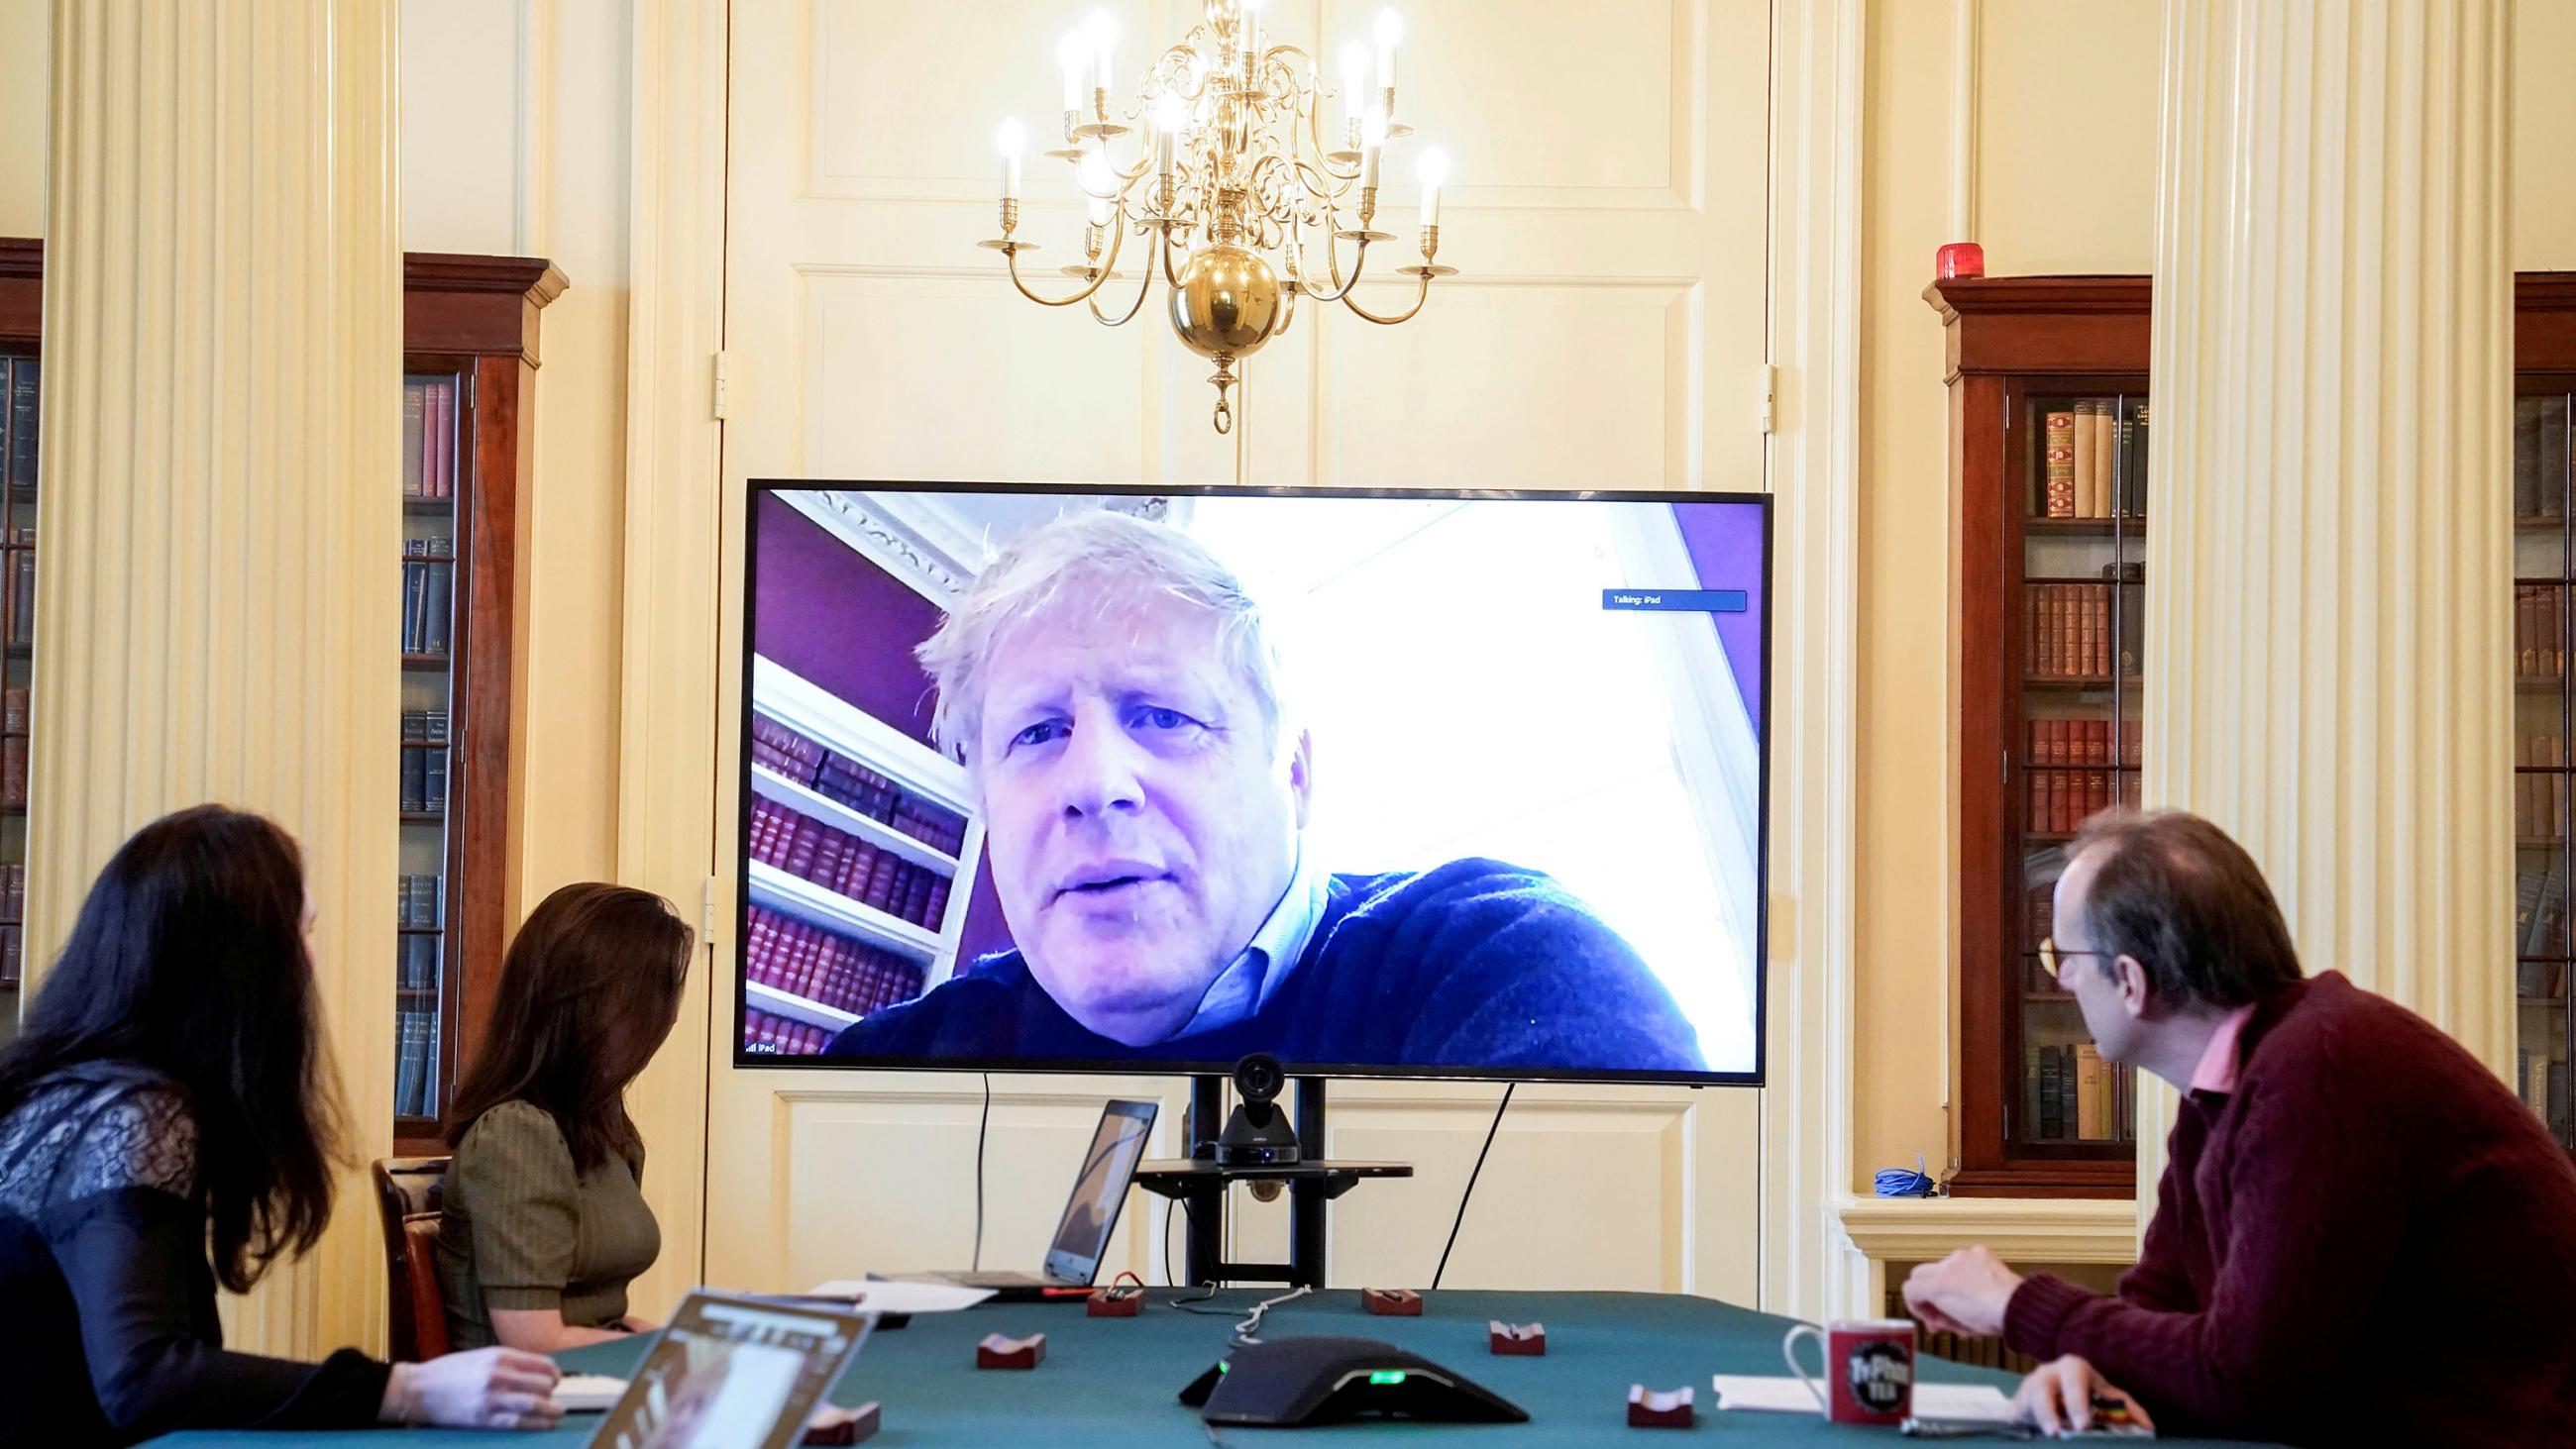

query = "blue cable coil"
(1874, 1155), (1940, 1197)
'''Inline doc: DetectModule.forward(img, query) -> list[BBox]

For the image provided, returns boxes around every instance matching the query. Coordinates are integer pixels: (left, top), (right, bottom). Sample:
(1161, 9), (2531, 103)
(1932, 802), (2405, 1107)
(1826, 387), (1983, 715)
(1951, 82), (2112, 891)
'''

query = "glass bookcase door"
(0, 354), (33, 1050)
(396, 367), (467, 1128)
(2516, 387), (2573, 1149)
(2013, 388), (2148, 1151)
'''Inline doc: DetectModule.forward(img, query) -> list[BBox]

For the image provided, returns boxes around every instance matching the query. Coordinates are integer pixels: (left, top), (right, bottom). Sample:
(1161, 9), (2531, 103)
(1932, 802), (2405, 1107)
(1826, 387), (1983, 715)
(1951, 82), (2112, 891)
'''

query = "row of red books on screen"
(748, 798), (955, 931)
(743, 1008), (831, 1057)
(2519, 730), (2566, 841)
(750, 714), (970, 856)
(2517, 584), (2568, 682)
(2027, 577), (2139, 680)
(743, 904), (925, 1019)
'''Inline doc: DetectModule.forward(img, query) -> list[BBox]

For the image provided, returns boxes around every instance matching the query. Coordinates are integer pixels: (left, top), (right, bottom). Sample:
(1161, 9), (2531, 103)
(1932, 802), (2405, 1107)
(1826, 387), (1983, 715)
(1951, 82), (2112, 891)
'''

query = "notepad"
(551, 1375), (629, 1413)
(1712, 1374), (2016, 1422)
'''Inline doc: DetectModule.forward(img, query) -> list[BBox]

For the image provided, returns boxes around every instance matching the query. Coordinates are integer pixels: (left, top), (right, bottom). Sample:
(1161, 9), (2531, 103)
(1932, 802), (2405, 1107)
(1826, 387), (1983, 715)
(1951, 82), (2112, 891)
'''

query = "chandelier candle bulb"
(1058, 33), (1088, 112)
(996, 118), (1025, 201)
(1240, 0), (1263, 65)
(1079, 150), (1115, 227)
(1375, 9), (1403, 93)
(1154, 94), (1186, 183)
(1417, 147), (1448, 229)
(1087, 9), (1117, 95)
(1340, 43), (1371, 146)
(1361, 107), (1388, 189)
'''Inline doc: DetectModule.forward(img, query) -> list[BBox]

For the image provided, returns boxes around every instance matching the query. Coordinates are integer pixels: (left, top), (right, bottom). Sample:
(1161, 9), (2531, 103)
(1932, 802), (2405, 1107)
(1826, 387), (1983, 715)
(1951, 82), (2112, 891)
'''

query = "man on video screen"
(823, 510), (1705, 1072)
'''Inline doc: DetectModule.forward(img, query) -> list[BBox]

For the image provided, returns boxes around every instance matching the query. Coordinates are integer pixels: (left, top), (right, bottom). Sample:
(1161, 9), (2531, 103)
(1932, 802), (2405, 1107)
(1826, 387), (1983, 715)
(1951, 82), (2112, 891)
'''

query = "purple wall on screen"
(1673, 501), (1767, 733)
(754, 492), (943, 750)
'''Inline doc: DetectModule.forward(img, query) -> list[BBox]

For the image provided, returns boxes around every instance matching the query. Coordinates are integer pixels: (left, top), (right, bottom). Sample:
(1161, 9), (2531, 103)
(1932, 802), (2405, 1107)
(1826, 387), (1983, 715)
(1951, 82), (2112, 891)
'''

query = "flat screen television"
(737, 483), (1770, 1087)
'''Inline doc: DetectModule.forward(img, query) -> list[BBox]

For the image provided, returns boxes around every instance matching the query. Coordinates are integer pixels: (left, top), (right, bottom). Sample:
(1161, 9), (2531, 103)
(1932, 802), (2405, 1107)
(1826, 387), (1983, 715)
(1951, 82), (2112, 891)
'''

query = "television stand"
(1130, 1076), (1412, 1290)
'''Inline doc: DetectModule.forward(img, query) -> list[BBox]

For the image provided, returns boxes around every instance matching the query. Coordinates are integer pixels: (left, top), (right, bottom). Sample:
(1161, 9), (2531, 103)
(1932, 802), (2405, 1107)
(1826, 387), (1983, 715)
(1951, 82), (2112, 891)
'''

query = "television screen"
(737, 483), (1769, 1085)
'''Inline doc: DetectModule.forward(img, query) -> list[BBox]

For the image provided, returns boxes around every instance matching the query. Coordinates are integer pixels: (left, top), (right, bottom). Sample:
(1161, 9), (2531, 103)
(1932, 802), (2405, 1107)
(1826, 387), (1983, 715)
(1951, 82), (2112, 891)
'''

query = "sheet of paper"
(1915, 1383), (2019, 1421)
(800, 1280), (997, 1313)
(1711, 1374), (1825, 1412)
(551, 1374), (629, 1413)
(1710, 1375), (2015, 1422)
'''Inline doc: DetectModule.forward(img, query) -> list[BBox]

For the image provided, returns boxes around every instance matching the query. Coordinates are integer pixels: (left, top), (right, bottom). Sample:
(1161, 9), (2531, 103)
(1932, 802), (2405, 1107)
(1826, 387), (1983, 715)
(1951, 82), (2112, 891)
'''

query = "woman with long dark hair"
(439, 882), (693, 1352)
(0, 805), (563, 1444)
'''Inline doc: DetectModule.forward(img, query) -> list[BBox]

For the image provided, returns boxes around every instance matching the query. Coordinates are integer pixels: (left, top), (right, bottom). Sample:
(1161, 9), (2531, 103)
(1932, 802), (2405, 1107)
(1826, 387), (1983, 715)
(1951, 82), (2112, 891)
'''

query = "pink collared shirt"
(2187, 1003), (2259, 1095)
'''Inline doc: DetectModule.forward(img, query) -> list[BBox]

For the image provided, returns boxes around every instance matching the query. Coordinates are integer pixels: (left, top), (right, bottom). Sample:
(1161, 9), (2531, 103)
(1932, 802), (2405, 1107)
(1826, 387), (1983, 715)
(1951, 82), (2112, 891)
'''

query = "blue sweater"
(824, 857), (1708, 1073)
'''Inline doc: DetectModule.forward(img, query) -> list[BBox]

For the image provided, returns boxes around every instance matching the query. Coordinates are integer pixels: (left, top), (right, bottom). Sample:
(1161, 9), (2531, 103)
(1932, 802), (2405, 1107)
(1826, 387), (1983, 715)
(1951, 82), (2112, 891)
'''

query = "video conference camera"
(1216, 1053), (1302, 1167)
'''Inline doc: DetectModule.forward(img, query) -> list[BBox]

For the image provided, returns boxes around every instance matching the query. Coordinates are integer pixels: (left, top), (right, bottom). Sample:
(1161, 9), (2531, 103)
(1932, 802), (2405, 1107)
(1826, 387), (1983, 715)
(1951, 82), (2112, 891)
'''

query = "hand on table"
(2012, 1355), (2153, 1438)
(1900, 1246), (2024, 1338)
(387, 1347), (565, 1430)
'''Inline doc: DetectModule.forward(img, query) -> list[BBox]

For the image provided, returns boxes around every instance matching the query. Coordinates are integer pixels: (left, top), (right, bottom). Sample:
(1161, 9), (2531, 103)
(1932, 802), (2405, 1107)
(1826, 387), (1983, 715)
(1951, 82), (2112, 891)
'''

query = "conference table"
(149, 1290), (2274, 1446)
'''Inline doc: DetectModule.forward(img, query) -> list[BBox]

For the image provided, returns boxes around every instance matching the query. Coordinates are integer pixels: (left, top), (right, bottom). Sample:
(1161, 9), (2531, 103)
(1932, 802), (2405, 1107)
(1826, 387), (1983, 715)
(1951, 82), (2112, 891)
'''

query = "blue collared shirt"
(1177, 843), (1328, 1037)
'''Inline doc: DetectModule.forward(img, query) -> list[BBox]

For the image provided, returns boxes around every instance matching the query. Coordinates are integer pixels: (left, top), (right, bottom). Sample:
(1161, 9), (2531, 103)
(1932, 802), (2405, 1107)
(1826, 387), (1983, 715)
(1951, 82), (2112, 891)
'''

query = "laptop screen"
(1042, 1099), (1156, 1282)
(588, 1292), (871, 1449)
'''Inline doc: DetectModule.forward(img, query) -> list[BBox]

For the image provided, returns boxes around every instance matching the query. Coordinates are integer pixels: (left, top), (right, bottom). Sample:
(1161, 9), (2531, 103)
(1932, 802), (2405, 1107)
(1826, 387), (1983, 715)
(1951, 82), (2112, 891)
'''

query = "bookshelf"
(1935, 273), (2576, 1193)
(741, 655), (985, 1057)
(2514, 273), (2576, 1151)
(1930, 275), (2152, 1197)
(0, 241), (34, 1051)
(393, 255), (564, 1154)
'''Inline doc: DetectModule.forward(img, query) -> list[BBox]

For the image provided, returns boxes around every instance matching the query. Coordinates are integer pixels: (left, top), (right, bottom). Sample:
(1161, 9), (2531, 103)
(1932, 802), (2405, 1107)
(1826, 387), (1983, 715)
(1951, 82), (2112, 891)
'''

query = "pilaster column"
(32, 1), (399, 1354)
(2140, 0), (2513, 1224)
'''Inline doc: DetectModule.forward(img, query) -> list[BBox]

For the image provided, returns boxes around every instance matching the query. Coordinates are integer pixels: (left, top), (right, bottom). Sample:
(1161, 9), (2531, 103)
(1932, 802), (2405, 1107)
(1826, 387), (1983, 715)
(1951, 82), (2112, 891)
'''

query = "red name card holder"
(1628, 1386), (1694, 1429)
(800, 1401), (880, 1446)
(1487, 1321), (1546, 1356)
(976, 1332), (1046, 1370)
(1088, 1285), (1143, 1318)
(1360, 1288), (1423, 1316)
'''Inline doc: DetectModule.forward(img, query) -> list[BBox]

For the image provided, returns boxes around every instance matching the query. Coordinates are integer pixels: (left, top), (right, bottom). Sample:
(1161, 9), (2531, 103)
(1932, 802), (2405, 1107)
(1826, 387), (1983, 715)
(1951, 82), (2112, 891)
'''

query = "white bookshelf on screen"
(747, 655), (986, 1036)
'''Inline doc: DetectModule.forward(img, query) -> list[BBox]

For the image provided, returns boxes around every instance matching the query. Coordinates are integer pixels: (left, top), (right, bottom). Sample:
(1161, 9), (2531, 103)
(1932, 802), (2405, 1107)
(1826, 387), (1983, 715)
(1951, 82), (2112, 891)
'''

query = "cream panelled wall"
(33, 0), (400, 1359)
(701, 0), (1772, 1300)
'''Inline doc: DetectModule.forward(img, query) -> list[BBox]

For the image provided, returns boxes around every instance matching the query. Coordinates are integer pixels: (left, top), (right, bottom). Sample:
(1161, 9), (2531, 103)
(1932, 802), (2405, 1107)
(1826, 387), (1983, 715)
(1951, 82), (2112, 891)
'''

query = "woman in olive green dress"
(438, 884), (693, 1352)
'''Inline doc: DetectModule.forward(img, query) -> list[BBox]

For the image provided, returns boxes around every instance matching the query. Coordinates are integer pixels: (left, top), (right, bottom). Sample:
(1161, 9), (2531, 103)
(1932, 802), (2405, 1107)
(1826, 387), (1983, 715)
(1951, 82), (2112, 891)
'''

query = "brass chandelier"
(983, 0), (1454, 435)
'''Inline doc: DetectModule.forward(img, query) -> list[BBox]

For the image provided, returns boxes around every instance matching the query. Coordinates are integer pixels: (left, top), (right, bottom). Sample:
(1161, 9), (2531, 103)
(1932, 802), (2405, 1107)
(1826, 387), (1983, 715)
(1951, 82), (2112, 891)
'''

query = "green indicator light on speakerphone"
(1369, 1371), (1408, 1386)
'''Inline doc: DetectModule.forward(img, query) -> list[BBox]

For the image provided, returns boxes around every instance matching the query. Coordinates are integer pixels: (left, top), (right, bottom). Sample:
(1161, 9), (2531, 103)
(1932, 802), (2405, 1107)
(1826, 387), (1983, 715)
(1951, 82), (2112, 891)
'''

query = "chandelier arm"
(1293, 225), (1366, 302)
(1289, 157), (1355, 204)
(1159, 222), (1189, 287)
(1003, 216), (1130, 308)
(1089, 228), (1158, 326)
(1339, 268), (1435, 326)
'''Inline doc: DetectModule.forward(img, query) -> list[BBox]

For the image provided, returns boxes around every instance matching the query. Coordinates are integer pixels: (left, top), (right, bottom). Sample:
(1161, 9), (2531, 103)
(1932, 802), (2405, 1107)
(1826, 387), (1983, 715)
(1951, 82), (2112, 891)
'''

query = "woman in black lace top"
(0, 805), (566, 1445)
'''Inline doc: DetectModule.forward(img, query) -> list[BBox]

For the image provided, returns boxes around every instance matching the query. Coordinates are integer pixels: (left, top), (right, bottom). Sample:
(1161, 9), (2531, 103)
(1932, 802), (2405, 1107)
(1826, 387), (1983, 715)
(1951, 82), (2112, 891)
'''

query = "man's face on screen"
(974, 587), (1309, 1046)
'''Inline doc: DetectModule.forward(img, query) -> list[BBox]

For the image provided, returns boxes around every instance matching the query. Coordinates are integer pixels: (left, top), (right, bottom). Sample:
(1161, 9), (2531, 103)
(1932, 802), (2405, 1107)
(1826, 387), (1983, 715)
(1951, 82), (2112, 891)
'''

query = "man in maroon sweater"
(1905, 810), (2576, 1445)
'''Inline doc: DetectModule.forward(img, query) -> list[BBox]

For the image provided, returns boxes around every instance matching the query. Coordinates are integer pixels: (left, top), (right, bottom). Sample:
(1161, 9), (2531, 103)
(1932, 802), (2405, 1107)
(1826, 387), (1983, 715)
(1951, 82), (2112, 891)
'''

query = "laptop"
(907, 1097), (1157, 1299)
(583, 1290), (873, 1449)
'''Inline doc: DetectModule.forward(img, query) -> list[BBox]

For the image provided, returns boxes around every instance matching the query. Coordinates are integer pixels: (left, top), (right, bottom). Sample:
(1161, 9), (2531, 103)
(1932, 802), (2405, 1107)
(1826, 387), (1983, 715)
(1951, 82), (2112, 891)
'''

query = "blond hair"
(918, 509), (1290, 767)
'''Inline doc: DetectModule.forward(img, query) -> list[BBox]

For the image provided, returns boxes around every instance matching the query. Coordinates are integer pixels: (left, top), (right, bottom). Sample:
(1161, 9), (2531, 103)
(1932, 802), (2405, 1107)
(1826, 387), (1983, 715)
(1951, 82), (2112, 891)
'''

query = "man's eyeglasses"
(2037, 938), (2108, 983)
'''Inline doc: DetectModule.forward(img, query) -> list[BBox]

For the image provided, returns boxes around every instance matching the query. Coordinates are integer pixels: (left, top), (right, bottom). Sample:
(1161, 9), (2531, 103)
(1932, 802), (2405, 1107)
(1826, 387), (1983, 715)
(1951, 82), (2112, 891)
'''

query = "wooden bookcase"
(0, 247), (562, 1121)
(2514, 272), (2576, 1151)
(395, 254), (564, 1154)
(1930, 275), (2153, 1197)
(1936, 272), (2576, 1195)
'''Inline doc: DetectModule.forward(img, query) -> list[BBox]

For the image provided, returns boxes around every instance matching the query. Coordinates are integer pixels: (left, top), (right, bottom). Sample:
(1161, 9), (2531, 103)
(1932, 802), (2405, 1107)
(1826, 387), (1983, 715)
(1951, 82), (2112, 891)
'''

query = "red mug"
(1782, 1318), (1916, 1425)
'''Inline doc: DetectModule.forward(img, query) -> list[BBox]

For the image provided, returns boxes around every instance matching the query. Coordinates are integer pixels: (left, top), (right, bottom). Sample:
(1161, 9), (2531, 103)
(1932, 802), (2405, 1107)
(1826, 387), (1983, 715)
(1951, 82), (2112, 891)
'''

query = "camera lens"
(1234, 1052), (1285, 1104)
